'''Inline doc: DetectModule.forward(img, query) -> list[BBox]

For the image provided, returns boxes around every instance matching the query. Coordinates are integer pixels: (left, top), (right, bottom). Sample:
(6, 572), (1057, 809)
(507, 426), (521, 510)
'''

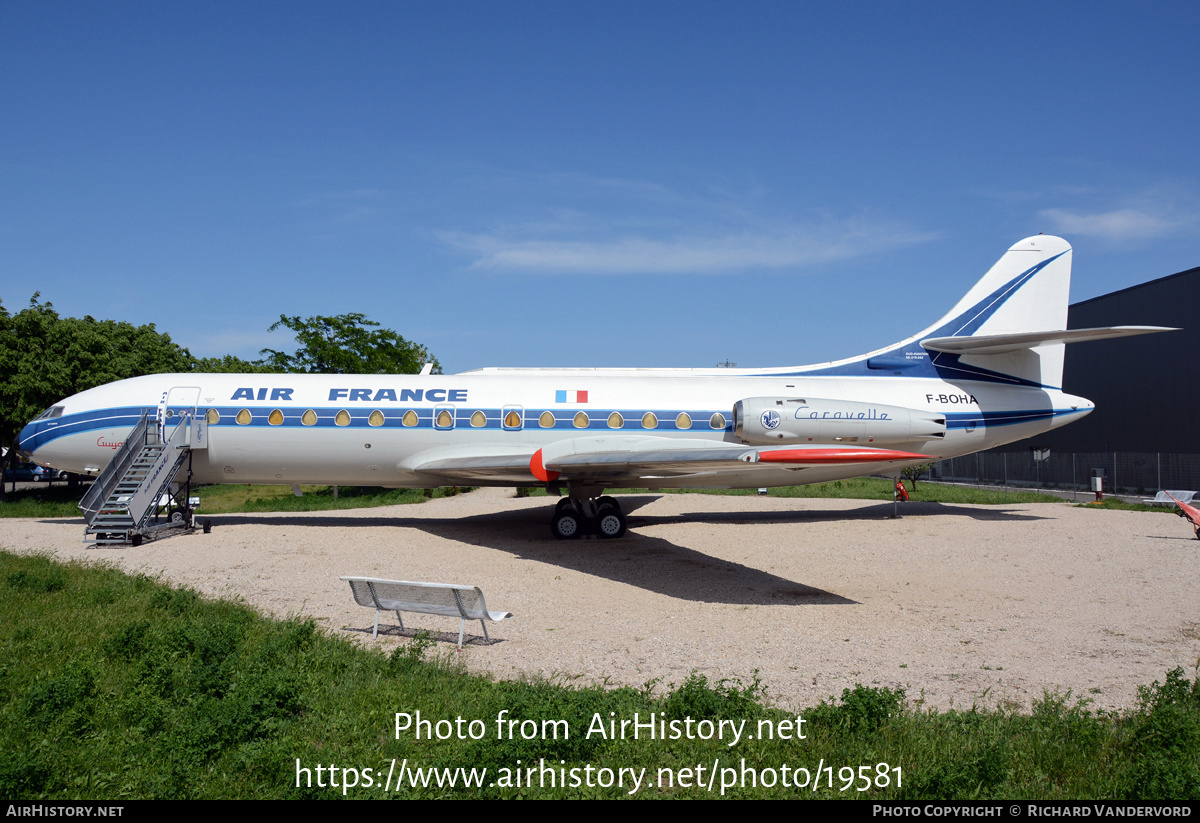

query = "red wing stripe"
(529, 449), (560, 483)
(758, 448), (931, 464)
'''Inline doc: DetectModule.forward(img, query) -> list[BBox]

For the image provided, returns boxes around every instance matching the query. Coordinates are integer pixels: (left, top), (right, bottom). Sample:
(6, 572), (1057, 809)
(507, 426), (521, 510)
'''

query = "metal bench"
(340, 577), (513, 648)
(1143, 490), (1198, 506)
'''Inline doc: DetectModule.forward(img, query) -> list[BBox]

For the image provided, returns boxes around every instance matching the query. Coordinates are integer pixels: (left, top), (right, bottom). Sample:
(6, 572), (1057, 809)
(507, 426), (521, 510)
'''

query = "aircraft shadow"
(199, 501), (857, 606)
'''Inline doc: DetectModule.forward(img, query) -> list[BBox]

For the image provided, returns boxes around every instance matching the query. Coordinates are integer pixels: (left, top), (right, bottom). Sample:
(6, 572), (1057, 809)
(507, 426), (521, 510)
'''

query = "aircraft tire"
(597, 495), (620, 513)
(551, 509), (585, 540)
(595, 505), (627, 539)
(555, 498), (575, 515)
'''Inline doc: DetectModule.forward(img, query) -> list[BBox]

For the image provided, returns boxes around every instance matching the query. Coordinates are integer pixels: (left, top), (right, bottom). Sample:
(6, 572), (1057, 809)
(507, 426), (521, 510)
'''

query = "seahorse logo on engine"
(761, 410), (781, 430)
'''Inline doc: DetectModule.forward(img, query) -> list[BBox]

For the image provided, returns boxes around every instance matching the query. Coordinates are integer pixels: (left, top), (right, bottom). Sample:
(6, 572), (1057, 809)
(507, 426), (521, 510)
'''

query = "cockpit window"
(34, 406), (64, 421)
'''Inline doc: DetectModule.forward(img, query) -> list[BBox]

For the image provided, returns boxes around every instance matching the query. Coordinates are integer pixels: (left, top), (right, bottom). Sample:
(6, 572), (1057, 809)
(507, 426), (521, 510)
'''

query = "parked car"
(4, 462), (48, 482)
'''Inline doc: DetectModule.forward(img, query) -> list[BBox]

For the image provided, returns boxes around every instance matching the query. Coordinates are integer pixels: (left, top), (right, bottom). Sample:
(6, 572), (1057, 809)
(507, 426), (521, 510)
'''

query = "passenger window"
(676, 412), (692, 430)
(402, 410), (419, 427)
(301, 409), (317, 426)
(268, 409), (284, 426)
(641, 412), (658, 429)
(504, 409), (522, 429)
(236, 409), (252, 425)
(709, 413), (726, 430)
(573, 411), (589, 429)
(369, 410), (385, 427)
(471, 411), (487, 427)
(335, 410), (351, 426)
(206, 409), (221, 425)
(435, 408), (454, 429)
(539, 411), (555, 428)
(607, 412), (623, 429)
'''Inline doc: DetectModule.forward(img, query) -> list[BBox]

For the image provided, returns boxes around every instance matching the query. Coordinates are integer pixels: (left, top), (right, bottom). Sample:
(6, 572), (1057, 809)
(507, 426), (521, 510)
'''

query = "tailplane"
(795, 235), (1170, 389)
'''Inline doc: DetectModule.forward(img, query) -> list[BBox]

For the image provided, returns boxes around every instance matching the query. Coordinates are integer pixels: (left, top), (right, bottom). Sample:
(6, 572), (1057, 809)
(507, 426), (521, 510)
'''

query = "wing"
(409, 435), (933, 486)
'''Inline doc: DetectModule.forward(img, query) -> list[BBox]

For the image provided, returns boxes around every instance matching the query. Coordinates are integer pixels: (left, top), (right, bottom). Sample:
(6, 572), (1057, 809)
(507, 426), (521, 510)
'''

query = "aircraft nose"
(17, 419), (40, 460)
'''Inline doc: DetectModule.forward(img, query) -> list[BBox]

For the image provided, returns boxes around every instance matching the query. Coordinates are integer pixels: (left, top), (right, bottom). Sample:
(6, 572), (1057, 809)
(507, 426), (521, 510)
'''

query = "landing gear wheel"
(552, 509), (585, 540)
(595, 504), (627, 539)
(597, 495), (619, 511)
(555, 497), (575, 515)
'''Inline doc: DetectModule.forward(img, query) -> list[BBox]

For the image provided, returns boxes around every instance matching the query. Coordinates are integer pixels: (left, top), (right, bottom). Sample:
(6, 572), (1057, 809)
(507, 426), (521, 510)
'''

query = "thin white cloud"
(1038, 207), (1189, 241)
(445, 220), (936, 275)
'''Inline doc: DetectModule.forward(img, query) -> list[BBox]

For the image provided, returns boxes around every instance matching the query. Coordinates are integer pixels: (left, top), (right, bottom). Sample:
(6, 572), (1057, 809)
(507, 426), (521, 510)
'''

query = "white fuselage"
(23, 369), (1092, 489)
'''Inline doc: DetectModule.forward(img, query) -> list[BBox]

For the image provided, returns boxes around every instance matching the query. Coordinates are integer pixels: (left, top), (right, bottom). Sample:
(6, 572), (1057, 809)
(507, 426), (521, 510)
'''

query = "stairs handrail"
(79, 411), (151, 524)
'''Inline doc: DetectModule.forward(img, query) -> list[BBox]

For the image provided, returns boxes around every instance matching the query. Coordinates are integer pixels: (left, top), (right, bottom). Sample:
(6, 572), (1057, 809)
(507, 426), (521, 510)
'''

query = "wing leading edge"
(411, 435), (932, 486)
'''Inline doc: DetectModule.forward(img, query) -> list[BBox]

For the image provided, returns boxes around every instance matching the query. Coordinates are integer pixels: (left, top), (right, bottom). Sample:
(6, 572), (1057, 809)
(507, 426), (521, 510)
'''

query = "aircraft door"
(165, 385), (206, 448)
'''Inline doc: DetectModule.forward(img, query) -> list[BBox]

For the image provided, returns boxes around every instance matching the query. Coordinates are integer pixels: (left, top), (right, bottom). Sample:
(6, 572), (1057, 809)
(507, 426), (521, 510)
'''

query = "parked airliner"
(18, 235), (1169, 539)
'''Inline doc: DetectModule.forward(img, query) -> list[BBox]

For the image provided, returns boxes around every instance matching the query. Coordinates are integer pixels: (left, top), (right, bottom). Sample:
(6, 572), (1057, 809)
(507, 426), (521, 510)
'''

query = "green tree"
(0, 295), (196, 497)
(258, 313), (439, 374)
(901, 462), (937, 488)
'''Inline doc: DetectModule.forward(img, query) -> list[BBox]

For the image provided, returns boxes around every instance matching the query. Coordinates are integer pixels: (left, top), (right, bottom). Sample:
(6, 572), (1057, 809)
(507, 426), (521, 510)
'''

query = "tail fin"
(761, 235), (1170, 387)
(916, 234), (1073, 387)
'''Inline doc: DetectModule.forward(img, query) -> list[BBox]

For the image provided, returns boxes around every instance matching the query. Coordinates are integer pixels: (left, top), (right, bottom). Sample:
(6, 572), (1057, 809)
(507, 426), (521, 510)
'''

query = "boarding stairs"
(80, 407), (208, 547)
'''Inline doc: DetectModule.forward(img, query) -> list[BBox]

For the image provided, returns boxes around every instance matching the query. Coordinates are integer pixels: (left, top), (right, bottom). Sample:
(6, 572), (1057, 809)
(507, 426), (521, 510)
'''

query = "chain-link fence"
(933, 451), (1200, 495)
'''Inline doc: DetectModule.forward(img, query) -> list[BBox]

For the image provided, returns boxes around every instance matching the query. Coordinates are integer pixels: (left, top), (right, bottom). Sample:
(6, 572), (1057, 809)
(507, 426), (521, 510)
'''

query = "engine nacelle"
(732, 397), (946, 446)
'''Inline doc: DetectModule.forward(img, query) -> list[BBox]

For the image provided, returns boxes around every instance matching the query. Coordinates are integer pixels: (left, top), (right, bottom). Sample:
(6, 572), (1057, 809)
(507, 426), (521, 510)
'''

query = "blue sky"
(3, 2), (1198, 372)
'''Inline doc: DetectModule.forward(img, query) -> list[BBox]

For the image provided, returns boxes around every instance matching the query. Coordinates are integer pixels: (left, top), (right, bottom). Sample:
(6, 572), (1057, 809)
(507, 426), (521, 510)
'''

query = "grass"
(523, 477), (1066, 505)
(0, 483), (471, 519)
(2, 550), (1198, 799)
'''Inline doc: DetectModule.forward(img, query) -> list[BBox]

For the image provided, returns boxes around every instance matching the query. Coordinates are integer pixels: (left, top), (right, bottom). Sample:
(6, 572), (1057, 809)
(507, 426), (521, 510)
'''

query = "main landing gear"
(550, 492), (627, 540)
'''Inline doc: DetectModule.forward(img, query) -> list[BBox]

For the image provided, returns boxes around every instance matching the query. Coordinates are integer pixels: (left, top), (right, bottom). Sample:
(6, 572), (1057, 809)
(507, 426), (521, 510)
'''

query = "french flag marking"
(555, 390), (589, 403)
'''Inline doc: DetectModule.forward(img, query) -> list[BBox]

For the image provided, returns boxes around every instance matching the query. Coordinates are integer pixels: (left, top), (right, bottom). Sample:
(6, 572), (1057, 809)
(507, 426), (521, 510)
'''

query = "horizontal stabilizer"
(921, 326), (1176, 355)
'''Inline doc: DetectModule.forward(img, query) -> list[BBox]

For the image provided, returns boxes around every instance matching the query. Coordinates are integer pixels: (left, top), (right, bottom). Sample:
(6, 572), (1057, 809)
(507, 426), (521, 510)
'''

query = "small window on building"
(676, 412), (692, 430)
(641, 412), (658, 429)
(607, 412), (623, 429)
(504, 409), (522, 429)
(436, 409), (454, 428)
(301, 409), (317, 426)
(206, 409), (220, 425)
(539, 411), (556, 428)
(709, 412), (726, 430)
(470, 410), (487, 428)
(369, 410), (385, 427)
(402, 410), (419, 427)
(236, 409), (252, 425)
(335, 410), (351, 427)
(573, 411), (589, 429)
(268, 409), (284, 426)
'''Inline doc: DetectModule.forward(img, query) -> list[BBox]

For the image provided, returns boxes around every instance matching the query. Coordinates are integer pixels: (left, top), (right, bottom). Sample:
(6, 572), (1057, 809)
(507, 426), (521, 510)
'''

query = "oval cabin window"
(504, 410), (522, 428)
(436, 409), (454, 428)
(471, 411), (487, 428)
(607, 412), (623, 429)
(573, 411), (589, 429)
(539, 411), (555, 428)
(301, 409), (317, 426)
(709, 413), (726, 430)
(676, 412), (692, 430)
(235, 409), (252, 425)
(268, 409), (284, 426)
(369, 410), (385, 427)
(641, 412), (658, 429)
(206, 409), (220, 425)
(335, 410), (351, 427)
(402, 410), (419, 427)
